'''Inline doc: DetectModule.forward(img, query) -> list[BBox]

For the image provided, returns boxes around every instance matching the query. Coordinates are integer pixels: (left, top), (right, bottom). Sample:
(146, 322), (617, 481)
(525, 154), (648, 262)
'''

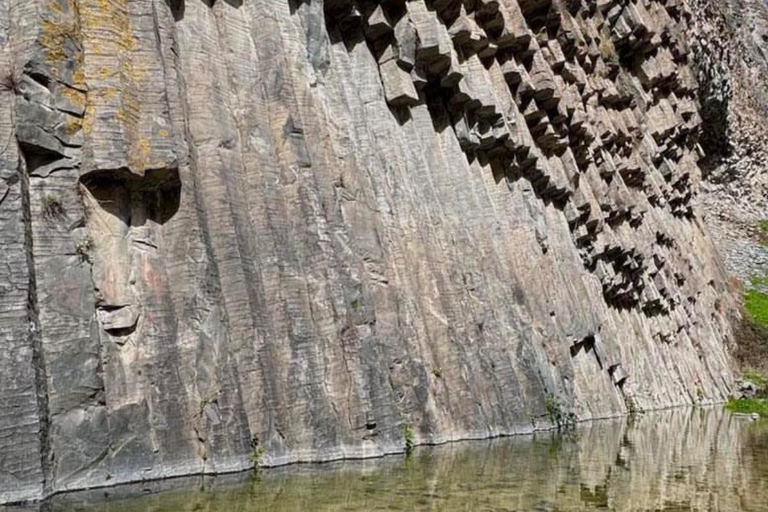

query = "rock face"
(8, 408), (763, 512)
(0, 0), (736, 504)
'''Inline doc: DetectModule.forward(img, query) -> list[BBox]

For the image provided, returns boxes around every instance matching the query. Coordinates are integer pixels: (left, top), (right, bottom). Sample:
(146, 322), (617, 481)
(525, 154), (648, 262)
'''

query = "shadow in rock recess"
(78, 167), (181, 337)
(79, 167), (181, 228)
(166, 0), (245, 21)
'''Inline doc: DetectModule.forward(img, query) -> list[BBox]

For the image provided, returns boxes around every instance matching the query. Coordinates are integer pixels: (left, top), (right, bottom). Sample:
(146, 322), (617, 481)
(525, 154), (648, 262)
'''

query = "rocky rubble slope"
(693, 0), (768, 284)
(0, 0), (736, 504)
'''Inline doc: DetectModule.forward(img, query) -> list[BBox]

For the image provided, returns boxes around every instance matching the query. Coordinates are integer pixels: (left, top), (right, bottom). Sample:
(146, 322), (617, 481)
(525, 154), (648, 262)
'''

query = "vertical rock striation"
(0, 0), (736, 504)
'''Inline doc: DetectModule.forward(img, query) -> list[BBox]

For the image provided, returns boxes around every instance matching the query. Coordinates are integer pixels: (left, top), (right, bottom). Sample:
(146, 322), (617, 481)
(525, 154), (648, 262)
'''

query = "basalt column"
(0, 0), (737, 504)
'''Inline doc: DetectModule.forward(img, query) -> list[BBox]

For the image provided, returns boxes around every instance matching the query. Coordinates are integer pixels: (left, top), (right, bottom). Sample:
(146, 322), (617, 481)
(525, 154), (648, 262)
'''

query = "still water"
(17, 408), (768, 511)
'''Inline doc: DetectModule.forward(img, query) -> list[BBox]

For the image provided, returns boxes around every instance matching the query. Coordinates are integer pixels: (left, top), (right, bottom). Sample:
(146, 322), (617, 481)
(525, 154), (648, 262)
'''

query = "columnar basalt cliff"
(0, 0), (736, 504)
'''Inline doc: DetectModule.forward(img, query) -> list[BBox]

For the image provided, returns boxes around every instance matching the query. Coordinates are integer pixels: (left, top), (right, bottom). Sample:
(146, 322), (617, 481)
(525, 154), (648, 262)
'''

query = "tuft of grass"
(726, 398), (768, 416)
(402, 424), (414, 454)
(744, 289), (768, 330)
(42, 193), (64, 218)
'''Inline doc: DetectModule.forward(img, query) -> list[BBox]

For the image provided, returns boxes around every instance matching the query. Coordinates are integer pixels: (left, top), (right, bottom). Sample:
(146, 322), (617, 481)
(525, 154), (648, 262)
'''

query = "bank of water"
(8, 407), (768, 511)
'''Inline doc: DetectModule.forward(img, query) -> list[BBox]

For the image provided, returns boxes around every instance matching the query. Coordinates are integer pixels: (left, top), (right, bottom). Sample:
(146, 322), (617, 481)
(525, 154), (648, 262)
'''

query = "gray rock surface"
(0, 0), (738, 504)
(5, 408), (761, 512)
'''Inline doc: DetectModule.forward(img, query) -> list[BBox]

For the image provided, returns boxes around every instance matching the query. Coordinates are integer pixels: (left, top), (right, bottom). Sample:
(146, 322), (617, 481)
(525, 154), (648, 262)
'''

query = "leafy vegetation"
(545, 395), (559, 422)
(545, 394), (577, 430)
(431, 368), (442, 378)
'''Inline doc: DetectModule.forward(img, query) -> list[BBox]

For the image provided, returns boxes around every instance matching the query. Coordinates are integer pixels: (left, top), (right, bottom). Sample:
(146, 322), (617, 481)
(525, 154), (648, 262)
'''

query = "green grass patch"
(745, 289), (768, 330)
(726, 398), (768, 416)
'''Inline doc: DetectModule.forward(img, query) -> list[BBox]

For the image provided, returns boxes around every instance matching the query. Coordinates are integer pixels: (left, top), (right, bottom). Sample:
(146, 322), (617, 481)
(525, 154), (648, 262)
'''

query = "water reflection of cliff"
(15, 408), (768, 512)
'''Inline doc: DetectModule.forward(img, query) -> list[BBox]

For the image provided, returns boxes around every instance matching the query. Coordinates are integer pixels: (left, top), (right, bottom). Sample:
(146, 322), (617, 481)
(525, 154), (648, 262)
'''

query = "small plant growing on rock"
(42, 193), (64, 218)
(75, 235), (94, 262)
(545, 394), (576, 430)
(402, 424), (415, 454)
(599, 36), (619, 64)
(431, 368), (442, 378)
(250, 436), (265, 472)
(545, 394), (559, 422)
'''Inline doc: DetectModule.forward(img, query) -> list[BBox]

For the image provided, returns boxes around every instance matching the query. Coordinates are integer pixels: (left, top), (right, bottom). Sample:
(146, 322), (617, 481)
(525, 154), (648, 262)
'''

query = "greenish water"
(19, 408), (768, 511)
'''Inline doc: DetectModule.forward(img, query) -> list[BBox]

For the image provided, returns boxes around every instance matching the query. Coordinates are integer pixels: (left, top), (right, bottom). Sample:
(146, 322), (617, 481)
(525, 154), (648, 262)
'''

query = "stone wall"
(0, 0), (735, 504)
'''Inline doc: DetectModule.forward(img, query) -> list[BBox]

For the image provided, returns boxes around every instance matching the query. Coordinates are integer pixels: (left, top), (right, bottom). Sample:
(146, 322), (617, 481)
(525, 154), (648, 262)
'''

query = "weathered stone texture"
(0, 0), (738, 504)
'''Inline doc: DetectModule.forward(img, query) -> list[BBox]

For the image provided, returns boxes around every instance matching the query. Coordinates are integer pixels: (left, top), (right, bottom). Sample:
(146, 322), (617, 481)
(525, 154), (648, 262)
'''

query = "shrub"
(545, 394), (559, 423)
(545, 394), (577, 430)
